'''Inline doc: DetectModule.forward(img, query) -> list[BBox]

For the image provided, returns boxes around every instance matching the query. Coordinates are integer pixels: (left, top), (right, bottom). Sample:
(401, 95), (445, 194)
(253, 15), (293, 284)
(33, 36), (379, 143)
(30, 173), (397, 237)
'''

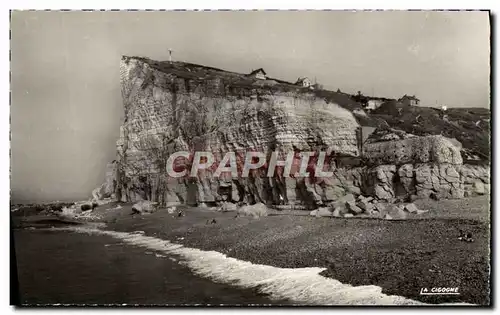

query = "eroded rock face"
(360, 129), (474, 201)
(115, 56), (360, 206)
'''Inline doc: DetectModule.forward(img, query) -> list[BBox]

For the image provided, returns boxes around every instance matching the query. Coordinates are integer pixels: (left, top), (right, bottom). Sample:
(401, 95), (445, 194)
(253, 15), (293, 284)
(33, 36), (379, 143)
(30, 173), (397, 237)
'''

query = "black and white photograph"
(9, 8), (492, 307)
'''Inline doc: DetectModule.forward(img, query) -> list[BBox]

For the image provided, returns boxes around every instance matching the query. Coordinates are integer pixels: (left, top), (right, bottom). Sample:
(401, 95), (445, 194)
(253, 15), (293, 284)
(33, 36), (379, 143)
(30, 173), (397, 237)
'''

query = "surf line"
(53, 226), (471, 306)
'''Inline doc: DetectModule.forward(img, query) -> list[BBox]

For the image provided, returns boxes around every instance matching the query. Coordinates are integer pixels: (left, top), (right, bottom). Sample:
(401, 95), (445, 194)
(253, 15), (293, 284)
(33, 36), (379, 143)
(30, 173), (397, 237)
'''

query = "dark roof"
(399, 94), (420, 101)
(269, 77), (295, 85)
(248, 68), (267, 76)
(367, 96), (395, 102)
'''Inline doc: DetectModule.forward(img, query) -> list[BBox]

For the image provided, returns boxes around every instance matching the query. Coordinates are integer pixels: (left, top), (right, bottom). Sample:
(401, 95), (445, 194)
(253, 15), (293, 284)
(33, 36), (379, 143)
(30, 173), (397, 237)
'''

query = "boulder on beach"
(331, 207), (345, 217)
(374, 203), (387, 214)
(357, 195), (373, 203)
(310, 207), (332, 217)
(220, 202), (237, 212)
(237, 203), (268, 218)
(367, 209), (382, 218)
(356, 199), (374, 212)
(337, 204), (349, 214)
(346, 201), (363, 214)
(132, 200), (158, 214)
(331, 194), (355, 208)
(386, 205), (407, 219)
(404, 203), (419, 214)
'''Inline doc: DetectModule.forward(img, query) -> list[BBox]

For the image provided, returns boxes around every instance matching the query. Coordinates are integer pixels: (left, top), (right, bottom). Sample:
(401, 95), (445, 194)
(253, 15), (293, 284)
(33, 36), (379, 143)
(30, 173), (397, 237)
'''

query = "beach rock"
(330, 193), (356, 209)
(345, 201), (363, 215)
(313, 207), (333, 217)
(237, 203), (268, 218)
(367, 209), (382, 218)
(357, 195), (373, 202)
(384, 214), (393, 220)
(331, 207), (343, 217)
(131, 200), (158, 214)
(343, 213), (354, 218)
(416, 209), (429, 215)
(220, 202), (237, 212)
(356, 200), (374, 212)
(343, 193), (356, 203)
(374, 202), (387, 214)
(387, 205), (407, 219)
(404, 203), (419, 214)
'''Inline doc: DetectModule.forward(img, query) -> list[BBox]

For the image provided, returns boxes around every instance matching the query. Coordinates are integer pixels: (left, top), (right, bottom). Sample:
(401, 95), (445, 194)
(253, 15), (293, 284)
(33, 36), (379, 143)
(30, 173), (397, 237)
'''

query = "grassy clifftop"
(369, 102), (490, 161)
(126, 56), (490, 162)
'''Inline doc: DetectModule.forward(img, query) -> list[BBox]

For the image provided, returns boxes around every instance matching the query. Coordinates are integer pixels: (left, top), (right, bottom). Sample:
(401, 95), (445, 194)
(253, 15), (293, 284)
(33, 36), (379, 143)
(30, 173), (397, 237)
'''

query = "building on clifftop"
(399, 94), (420, 106)
(247, 68), (267, 80)
(295, 77), (312, 88)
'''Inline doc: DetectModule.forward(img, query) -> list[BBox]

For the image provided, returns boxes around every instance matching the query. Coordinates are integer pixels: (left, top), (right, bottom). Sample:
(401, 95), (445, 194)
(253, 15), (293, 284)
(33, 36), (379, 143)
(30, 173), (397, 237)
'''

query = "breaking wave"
(54, 226), (472, 306)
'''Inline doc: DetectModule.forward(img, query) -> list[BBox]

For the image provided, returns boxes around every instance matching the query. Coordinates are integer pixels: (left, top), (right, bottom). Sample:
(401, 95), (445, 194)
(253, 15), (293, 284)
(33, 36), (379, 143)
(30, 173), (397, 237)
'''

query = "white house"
(365, 99), (384, 111)
(295, 77), (312, 88)
(248, 68), (267, 80)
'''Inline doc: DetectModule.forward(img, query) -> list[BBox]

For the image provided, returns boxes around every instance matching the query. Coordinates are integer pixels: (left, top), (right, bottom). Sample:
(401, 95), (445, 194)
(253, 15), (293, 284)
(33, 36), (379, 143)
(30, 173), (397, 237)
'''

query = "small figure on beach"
(458, 232), (474, 242)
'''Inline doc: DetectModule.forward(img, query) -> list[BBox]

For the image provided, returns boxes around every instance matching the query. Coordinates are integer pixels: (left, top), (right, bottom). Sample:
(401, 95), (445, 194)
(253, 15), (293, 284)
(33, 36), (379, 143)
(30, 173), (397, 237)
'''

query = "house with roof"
(248, 68), (267, 80)
(365, 99), (385, 111)
(295, 77), (312, 88)
(399, 94), (420, 106)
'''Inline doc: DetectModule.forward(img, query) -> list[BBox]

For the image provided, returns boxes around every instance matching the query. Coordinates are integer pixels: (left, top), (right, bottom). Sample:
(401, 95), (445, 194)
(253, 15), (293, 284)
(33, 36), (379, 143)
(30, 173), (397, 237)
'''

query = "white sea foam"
(55, 226), (473, 306)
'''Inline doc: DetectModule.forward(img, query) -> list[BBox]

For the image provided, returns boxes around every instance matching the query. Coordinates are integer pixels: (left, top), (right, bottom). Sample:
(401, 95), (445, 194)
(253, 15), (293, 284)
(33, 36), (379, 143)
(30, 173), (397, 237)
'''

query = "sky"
(10, 10), (490, 202)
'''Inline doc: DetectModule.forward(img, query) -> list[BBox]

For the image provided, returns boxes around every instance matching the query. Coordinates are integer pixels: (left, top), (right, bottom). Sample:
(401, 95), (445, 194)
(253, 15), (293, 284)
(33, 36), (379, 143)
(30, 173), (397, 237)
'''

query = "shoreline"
(14, 228), (290, 305)
(12, 196), (491, 305)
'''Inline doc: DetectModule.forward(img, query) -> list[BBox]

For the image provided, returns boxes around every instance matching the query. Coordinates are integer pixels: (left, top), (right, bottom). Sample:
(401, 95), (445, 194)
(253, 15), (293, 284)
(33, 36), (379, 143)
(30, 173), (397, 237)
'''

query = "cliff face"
(105, 56), (489, 208)
(115, 56), (360, 206)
